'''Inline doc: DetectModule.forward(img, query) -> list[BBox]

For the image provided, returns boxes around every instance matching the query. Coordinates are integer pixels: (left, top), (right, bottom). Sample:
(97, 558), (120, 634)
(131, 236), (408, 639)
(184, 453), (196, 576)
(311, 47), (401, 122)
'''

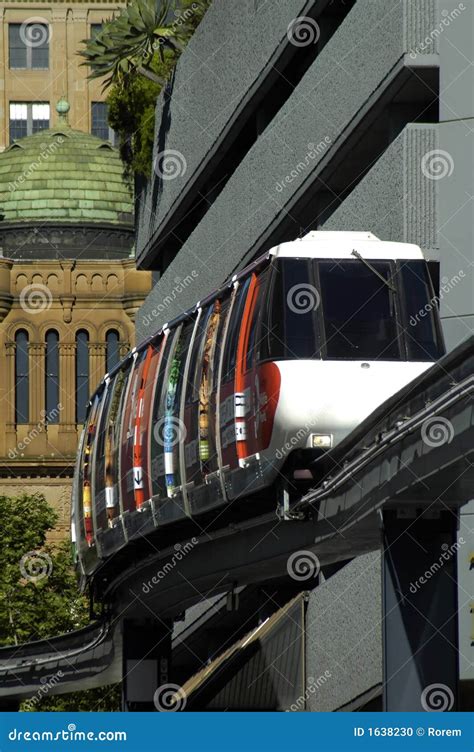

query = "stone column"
(57, 342), (77, 455)
(89, 343), (106, 394)
(3, 341), (17, 455)
(28, 343), (46, 426)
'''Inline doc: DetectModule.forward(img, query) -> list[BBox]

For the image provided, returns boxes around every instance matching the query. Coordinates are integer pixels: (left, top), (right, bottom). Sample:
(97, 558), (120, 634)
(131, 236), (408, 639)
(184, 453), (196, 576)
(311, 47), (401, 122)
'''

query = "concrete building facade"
(134, 0), (473, 709)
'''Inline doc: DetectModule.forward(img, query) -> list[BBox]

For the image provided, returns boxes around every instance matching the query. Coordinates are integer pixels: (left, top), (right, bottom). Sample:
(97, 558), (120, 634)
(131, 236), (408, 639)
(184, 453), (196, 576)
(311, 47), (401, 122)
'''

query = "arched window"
(15, 330), (29, 424)
(106, 329), (120, 373)
(76, 330), (89, 424)
(45, 329), (60, 422)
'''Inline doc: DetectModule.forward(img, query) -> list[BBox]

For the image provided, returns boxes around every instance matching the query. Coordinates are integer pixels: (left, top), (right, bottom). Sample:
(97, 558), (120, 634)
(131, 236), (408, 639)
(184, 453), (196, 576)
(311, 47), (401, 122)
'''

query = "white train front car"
(251, 231), (444, 500)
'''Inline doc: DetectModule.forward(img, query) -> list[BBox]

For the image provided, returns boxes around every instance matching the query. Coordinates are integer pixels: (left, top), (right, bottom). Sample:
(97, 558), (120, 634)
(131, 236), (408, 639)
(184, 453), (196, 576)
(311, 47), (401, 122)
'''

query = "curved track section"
(1, 337), (472, 698)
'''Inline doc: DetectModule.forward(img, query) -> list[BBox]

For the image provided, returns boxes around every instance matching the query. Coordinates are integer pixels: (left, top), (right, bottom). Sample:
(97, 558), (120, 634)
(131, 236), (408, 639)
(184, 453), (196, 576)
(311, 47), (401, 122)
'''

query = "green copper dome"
(0, 123), (132, 226)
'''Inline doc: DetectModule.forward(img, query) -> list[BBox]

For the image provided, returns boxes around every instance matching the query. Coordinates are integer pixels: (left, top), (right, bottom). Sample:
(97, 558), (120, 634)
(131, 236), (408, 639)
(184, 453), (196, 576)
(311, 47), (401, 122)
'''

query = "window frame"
(396, 260), (445, 361)
(15, 329), (29, 425)
(9, 101), (50, 142)
(106, 329), (120, 374)
(45, 329), (60, 423)
(91, 101), (117, 145)
(318, 258), (404, 362)
(8, 23), (50, 70)
(258, 257), (324, 364)
(222, 277), (251, 383)
(76, 330), (90, 424)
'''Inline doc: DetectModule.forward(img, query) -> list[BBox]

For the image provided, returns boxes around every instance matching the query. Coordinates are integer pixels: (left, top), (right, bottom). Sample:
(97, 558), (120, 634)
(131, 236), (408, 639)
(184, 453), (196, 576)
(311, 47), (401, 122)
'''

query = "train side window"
(150, 331), (177, 495)
(126, 350), (147, 438)
(245, 270), (269, 372)
(184, 312), (204, 405)
(222, 278), (251, 382)
(94, 375), (115, 497)
(152, 334), (173, 425)
(190, 300), (216, 402)
(190, 306), (214, 403)
(260, 258), (318, 360)
(170, 319), (194, 420)
(211, 296), (231, 390)
(399, 261), (444, 361)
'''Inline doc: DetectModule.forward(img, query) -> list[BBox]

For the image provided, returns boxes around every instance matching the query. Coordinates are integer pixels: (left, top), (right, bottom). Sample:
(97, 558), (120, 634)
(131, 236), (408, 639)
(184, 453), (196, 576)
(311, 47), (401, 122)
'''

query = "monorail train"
(72, 231), (444, 574)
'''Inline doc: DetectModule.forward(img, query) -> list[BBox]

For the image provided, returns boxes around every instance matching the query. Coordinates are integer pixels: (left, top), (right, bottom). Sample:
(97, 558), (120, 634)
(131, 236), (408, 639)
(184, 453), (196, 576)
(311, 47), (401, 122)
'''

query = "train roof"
(93, 230), (427, 404)
(271, 231), (424, 260)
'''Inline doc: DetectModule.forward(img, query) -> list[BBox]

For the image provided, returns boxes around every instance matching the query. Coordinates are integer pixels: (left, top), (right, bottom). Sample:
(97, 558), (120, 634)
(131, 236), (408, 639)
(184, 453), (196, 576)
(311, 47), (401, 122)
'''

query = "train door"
(150, 331), (172, 503)
(225, 269), (270, 498)
(162, 320), (194, 499)
(182, 307), (210, 510)
(136, 339), (162, 509)
(150, 326), (190, 524)
(219, 279), (251, 476)
(199, 297), (231, 476)
(92, 375), (115, 535)
(243, 267), (273, 456)
(110, 360), (132, 524)
(234, 272), (263, 461)
(80, 391), (102, 547)
(131, 343), (162, 510)
(104, 365), (130, 526)
(120, 350), (147, 514)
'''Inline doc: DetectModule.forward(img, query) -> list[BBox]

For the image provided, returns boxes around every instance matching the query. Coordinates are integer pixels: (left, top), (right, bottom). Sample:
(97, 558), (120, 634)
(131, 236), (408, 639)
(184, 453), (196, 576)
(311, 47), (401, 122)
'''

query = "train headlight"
(311, 434), (332, 449)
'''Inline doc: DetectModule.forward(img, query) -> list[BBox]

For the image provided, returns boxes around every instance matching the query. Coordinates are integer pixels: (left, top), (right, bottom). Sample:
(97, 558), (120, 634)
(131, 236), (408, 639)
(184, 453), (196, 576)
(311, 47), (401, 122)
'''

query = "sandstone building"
(0, 100), (151, 538)
(0, 0), (125, 151)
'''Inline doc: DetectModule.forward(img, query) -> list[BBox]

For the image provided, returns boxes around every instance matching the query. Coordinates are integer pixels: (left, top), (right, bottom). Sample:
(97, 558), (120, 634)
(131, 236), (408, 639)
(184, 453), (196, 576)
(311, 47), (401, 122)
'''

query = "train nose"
(275, 359), (431, 449)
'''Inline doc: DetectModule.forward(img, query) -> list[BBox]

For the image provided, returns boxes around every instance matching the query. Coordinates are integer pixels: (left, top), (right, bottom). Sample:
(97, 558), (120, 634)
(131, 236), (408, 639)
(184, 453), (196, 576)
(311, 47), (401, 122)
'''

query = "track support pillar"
(382, 510), (459, 711)
(122, 617), (172, 712)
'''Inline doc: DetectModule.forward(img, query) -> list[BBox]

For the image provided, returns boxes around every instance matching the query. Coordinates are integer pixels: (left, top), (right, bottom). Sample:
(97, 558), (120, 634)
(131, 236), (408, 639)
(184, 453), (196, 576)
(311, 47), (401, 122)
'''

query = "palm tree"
(80, 0), (205, 90)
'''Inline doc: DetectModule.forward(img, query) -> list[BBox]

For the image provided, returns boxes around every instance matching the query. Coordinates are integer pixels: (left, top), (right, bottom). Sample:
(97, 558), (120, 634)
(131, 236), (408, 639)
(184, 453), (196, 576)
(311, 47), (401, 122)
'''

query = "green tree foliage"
(0, 493), (120, 711)
(80, 0), (212, 180)
(79, 0), (181, 90)
(27, 684), (121, 713)
(0, 493), (86, 646)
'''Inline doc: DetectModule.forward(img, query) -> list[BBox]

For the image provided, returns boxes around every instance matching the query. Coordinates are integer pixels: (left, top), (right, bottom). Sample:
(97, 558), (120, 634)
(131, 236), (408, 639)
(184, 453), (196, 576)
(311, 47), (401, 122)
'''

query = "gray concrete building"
(135, 0), (473, 710)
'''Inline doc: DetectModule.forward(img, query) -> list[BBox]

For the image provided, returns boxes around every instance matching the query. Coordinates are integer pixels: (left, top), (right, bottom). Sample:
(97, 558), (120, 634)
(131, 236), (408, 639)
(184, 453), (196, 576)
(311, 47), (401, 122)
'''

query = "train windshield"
(261, 257), (443, 362)
(319, 259), (400, 359)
